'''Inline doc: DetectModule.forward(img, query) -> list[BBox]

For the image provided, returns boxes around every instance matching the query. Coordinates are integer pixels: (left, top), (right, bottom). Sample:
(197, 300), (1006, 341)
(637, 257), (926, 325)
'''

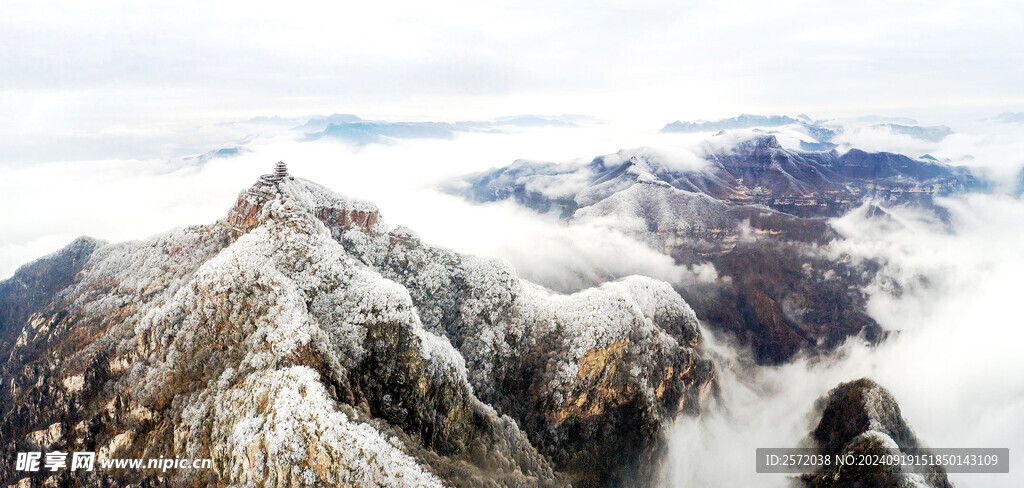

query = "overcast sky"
(3, 0), (1023, 148)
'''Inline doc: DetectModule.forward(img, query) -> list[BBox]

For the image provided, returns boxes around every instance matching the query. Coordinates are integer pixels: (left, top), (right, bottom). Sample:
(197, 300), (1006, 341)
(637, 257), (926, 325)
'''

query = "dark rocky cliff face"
(0, 172), (714, 487)
(339, 226), (714, 486)
(447, 136), (980, 364)
(0, 237), (102, 352)
(804, 379), (951, 488)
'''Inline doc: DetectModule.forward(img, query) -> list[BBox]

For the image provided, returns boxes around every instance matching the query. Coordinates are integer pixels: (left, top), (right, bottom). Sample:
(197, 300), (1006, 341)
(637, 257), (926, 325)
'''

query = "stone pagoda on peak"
(258, 161), (290, 186)
(273, 161), (288, 181)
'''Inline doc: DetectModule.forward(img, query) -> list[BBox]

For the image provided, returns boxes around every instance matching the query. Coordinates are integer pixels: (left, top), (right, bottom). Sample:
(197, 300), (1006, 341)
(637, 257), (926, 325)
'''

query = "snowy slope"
(0, 169), (714, 487)
(445, 134), (983, 365)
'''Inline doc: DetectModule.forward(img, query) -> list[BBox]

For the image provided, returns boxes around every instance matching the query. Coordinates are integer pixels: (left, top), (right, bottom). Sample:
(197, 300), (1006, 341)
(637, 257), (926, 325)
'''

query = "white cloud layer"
(1, 110), (1022, 488)
(831, 119), (1024, 190)
(0, 122), (728, 288)
(658, 194), (1024, 488)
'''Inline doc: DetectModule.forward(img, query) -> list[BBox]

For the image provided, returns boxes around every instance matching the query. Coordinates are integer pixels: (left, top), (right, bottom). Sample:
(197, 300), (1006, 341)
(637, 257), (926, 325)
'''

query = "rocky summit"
(0, 168), (715, 487)
(803, 379), (952, 488)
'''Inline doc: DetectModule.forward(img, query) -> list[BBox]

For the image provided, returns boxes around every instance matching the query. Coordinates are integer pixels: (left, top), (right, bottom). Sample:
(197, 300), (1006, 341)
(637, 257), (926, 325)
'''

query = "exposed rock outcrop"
(0, 236), (102, 351)
(804, 378), (951, 488)
(0, 169), (714, 487)
(225, 174), (380, 236)
(340, 225), (715, 486)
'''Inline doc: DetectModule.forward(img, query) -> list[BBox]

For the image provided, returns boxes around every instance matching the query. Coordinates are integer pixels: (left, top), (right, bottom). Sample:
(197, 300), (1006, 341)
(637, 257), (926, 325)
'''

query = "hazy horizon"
(4, 1), (1024, 165)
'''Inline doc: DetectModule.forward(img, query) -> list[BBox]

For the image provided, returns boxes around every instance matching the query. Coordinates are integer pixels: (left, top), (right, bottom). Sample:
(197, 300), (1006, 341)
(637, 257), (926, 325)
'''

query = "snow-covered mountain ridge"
(0, 167), (714, 487)
(447, 134), (982, 364)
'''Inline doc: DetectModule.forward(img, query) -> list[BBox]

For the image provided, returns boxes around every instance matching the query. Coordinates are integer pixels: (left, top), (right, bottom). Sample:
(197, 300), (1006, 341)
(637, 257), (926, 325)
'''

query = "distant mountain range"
(447, 134), (983, 363)
(299, 114), (595, 145)
(460, 134), (975, 219)
(869, 123), (953, 142)
(660, 114), (955, 147)
(992, 112), (1024, 124)
(660, 114), (811, 133)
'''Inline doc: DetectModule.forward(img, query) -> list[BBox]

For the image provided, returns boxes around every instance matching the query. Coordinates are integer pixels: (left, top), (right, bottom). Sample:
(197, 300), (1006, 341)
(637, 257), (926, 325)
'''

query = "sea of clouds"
(657, 119), (1024, 488)
(1, 113), (1022, 487)
(658, 193), (1024, 488)
(0, 117), (718, 285)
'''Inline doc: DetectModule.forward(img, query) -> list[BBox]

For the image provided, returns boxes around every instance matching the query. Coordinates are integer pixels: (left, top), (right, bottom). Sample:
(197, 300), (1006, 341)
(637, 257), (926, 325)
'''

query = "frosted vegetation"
(130, 180), (467, 485)
(210, 366), (443, 487)
(342, 220), (706, 411)
(574, 183), (735, 243)
(4, 175), (710, 486)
